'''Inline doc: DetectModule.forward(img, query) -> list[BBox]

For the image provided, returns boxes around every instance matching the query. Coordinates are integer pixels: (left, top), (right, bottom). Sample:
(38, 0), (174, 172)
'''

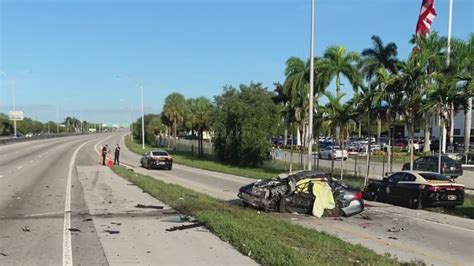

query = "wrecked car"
(238, 170), (364, 217)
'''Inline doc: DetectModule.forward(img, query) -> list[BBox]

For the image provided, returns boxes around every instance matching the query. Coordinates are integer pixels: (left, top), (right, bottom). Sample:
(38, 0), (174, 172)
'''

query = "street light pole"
(307, 0), (315, 170)
(11, 80), (17, 137)
(56, 104), (59, 135)
(141, 85), (145, 149)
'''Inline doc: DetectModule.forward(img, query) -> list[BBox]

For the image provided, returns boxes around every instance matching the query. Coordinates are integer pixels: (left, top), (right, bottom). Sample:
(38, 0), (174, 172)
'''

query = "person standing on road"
(114, 144), (121, 165)
(102, 144), (108, 166)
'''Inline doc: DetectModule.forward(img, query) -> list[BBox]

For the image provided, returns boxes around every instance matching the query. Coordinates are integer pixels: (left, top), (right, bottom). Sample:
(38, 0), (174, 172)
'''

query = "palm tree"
(372, 68), (403, 172)
(361, 35), (399, 146)
(163, 92), (187, 149)
(185, 98), (198, 155)
(283, 57), (328, 169)
(450, 35), (473, 154)
(412, 32), (448, 152)
(392, 53), (431, 170)
(321, 92), (356, 179)
(193, 97), (213, 157)
(350, 84), (377, 185)
(319, 46), (361, 97)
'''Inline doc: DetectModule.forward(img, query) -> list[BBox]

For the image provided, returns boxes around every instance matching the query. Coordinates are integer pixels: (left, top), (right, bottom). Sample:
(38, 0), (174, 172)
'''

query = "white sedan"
(318, 146), (348, 160)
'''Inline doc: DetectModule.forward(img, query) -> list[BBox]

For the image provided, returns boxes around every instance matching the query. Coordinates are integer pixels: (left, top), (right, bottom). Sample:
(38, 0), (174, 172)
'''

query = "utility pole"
(141, 85), (145, 149)
(307, 0), (315, 170)
(56, 104), (59, 135)
(11, 80), (17, 137)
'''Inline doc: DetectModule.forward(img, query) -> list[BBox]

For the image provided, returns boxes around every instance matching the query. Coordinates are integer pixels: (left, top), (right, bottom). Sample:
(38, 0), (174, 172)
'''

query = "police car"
(365, 171), (464, 209)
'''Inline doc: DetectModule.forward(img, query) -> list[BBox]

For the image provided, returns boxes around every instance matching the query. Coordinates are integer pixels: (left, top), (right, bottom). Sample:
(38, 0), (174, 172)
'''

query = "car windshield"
(419, 173), (451, 181)
(152, 151), (169, 156)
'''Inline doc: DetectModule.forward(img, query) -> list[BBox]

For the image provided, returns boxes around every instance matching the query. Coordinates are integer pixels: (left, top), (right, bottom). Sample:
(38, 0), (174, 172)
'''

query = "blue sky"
(0, 0), (472, 124)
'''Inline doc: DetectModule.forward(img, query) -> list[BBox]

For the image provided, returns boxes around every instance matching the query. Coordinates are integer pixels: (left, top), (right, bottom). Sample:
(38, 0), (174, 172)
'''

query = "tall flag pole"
(446, 0), (453, 66)
(307, 0), (315, 170)
(444, 0), (454, 154)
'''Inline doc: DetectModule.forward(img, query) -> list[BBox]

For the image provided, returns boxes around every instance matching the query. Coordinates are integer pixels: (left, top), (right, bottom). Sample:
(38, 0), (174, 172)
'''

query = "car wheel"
(168, 165), (173, 170)
(365, 187), (378, 201)
(278, 196), (287, 213)
(241, 201), (250, 208)
(408, 193), (422, 209)
(147, 162), (151, 170)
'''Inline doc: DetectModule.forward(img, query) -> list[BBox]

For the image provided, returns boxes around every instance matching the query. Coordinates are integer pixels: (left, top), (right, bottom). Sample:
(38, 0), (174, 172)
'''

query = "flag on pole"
(416, 0), (437, 37)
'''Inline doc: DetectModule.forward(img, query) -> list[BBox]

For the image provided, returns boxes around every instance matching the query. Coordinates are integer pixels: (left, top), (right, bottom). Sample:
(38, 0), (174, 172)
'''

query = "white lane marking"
(374, 209), (474, 233)
(62, 140), (92, 266)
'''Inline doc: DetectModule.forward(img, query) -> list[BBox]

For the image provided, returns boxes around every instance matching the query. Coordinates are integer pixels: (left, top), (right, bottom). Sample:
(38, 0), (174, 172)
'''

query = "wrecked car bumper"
(341, 199), (364, 217)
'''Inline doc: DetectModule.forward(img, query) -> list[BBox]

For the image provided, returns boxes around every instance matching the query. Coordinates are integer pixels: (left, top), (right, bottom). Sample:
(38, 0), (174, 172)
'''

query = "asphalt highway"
(0, 134), (255, 265)
(113, 134), (474, 266)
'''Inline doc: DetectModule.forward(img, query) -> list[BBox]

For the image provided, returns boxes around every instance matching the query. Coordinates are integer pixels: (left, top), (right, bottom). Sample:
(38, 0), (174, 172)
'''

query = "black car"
(365, 171), (465, 209)
(402, 156), (463, 178)
(238, 170), (364, 217)
(140, 151), (173, 170)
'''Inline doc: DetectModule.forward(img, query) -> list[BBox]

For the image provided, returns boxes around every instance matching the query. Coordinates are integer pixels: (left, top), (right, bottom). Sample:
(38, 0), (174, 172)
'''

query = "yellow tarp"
(295, 178), (335, 218)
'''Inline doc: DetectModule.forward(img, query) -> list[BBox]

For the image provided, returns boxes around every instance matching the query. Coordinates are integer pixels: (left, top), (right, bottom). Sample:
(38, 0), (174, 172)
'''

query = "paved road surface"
(0, 134), (255, 265)
(114, 134), (474, 266)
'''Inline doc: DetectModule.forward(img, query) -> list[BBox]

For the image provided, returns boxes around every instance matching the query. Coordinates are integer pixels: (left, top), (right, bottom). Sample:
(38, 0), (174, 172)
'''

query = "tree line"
(134, 32), (472, 169)
(0, 113), (103, 135)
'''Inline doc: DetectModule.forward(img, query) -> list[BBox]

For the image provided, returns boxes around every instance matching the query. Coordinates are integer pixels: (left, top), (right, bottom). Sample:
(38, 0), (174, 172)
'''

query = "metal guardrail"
(0, 133), (94, 146)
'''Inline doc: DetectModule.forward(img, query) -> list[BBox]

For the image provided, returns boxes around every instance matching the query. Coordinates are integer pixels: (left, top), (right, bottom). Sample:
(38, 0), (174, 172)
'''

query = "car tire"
(168, 165), (173, 170)
(365, 187), (378, 201)
(278, 196), (287, 213)
(408, 193), (422, 209)
(147, 162), (151, 170)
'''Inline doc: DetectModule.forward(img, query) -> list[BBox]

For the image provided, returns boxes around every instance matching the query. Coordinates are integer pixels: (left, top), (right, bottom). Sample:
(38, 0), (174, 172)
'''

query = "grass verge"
(125, 137), (367, 187)
(112, 165), (400, 265)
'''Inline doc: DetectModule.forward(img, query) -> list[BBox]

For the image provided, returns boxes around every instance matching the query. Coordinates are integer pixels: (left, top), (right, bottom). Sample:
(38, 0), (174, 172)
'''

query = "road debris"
(333, 217), (344, 221)
(111, 222), (122, 226)
(104, 230), (120, 234)
(388, 236), (398, 240)
(21, 226), (30, 232)
(166, 222), (206, 232)
(0, 252), (7, 257)
(82, 218), (93, 222)
(387, 227), (404, 233)
(68, 227), (81, 232)
(165, 215), (198, 223)
(135, 204), (164, 209)
(360, 214), (372, 220)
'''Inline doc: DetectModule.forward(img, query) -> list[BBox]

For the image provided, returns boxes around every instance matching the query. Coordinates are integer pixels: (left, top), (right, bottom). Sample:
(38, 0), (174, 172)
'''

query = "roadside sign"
(9, 111), (24, 121)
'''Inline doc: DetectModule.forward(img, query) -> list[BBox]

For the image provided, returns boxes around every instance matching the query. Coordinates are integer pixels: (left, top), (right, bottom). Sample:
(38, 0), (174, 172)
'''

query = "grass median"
(112, 165), (400, 265)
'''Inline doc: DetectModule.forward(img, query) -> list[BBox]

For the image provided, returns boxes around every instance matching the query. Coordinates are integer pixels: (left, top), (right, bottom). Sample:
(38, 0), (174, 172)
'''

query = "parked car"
(394, 140), (408, 150)
(140, 151), (173, 170)
(318, 146), (348, 160)
(365, 171), (465, 209)
(402, 155), (463, 178)
(238, 170), (364, 217)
